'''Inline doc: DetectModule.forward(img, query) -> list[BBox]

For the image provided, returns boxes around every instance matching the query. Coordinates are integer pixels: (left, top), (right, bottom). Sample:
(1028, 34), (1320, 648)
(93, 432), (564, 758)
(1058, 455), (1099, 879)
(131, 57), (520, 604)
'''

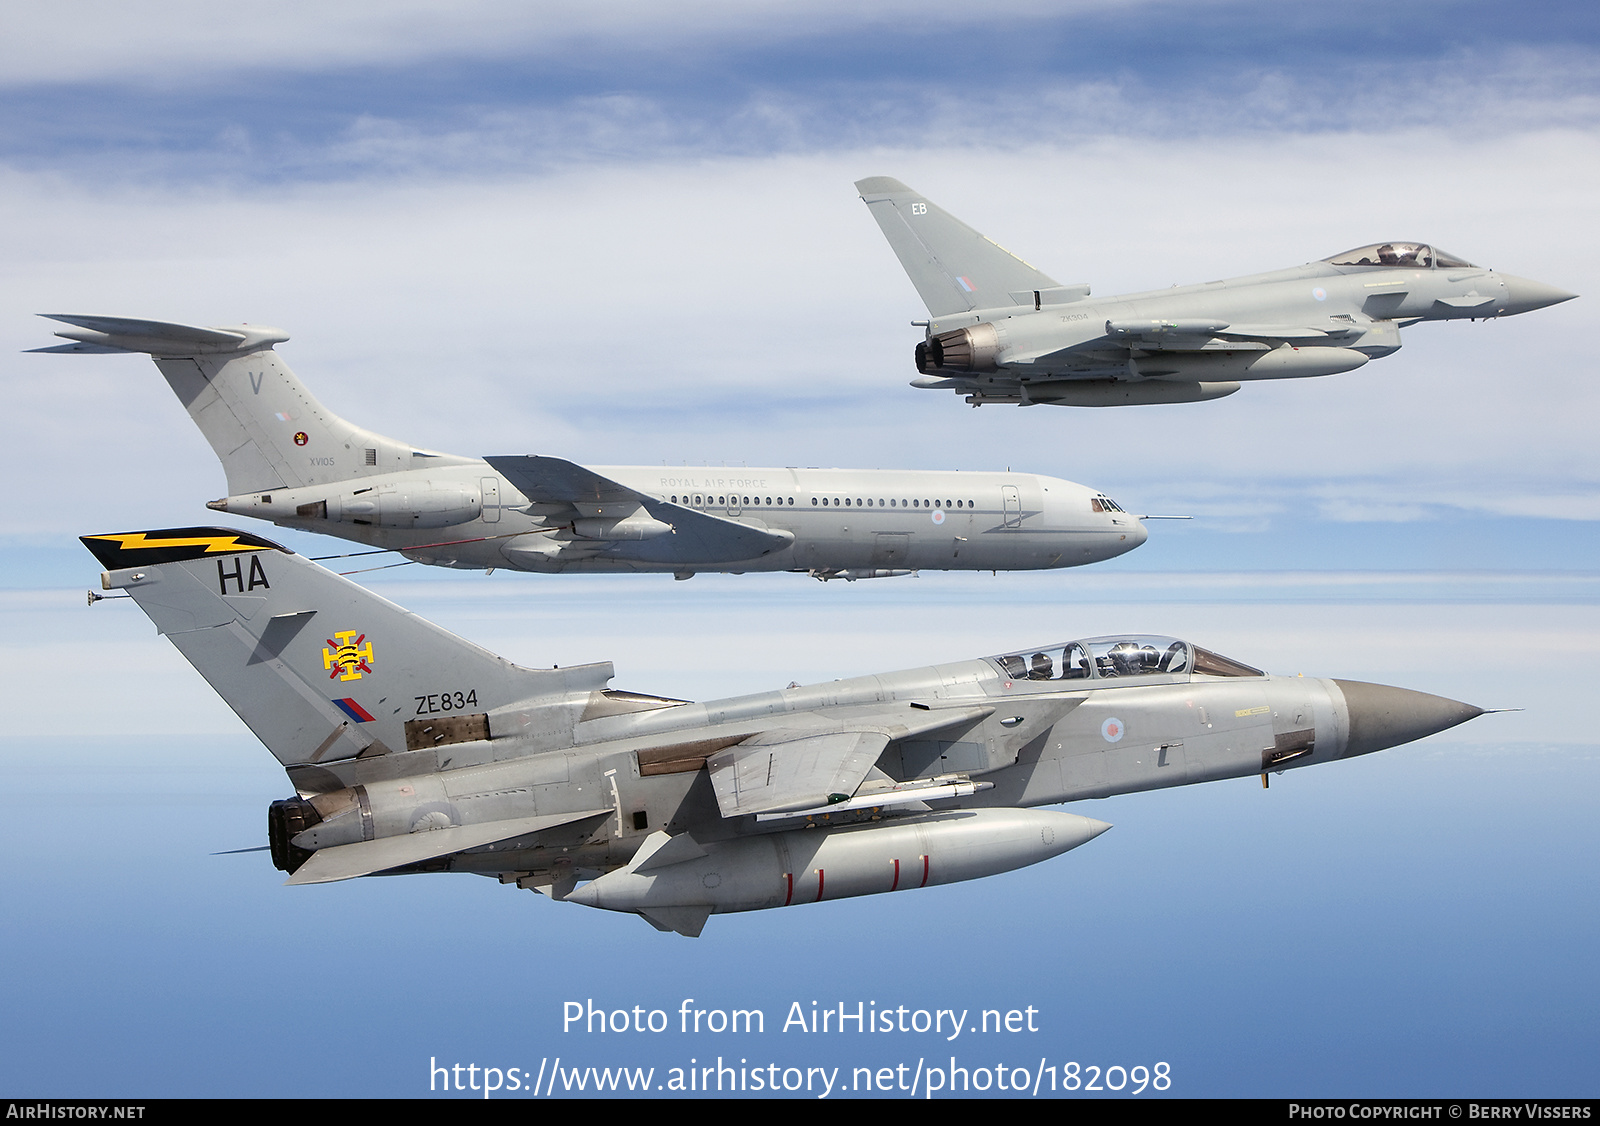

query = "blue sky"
(2, 0), (1597, 1099)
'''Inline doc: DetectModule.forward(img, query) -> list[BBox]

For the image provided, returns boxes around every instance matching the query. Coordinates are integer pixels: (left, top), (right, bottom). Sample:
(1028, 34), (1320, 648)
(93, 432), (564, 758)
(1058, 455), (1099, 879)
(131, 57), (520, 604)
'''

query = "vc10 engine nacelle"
(210, 480), (484, 530)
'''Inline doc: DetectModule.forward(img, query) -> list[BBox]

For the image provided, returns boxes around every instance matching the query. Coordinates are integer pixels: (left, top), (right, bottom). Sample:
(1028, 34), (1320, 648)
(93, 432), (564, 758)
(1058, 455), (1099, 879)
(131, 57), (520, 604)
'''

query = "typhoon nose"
(1498, 274), (1578, 316)
(1332, 680), (1484, 758)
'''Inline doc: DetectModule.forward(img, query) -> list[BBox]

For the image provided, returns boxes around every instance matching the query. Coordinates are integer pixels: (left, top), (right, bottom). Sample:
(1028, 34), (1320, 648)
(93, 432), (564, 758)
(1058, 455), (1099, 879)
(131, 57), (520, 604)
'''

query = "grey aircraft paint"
(37, 315), (1146, 578)
(84, 529), (1487, 937)
(856, 177), (1577, 407)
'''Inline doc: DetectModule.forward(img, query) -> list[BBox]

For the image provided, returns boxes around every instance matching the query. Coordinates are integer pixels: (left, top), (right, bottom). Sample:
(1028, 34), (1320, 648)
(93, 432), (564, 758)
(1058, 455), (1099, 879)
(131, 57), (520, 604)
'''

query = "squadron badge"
(323, 631), (374, 682)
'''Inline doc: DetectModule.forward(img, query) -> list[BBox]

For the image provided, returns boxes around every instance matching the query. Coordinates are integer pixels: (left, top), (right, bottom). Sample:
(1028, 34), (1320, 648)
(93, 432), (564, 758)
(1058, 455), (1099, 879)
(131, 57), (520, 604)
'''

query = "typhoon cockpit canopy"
(989, 635), (1265, 685)
(1323, 244), (1478, 269)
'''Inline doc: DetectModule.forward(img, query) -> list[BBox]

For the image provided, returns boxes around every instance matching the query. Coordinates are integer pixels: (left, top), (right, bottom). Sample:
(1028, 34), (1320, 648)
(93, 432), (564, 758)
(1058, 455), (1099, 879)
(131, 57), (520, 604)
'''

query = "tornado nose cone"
(1498, 274), (1578, 316)
(1333, 680), (1485, 758)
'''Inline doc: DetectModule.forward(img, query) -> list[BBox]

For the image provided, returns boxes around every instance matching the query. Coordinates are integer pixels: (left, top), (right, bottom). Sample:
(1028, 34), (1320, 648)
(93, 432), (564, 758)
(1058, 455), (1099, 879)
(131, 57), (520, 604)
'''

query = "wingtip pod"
(32, 314), (289, 356)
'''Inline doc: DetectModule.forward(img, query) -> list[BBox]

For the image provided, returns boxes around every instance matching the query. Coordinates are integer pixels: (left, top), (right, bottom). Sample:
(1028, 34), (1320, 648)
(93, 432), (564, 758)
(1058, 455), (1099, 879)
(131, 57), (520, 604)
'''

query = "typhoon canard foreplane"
(36, 315), (1144, 578)
(84, 527), (1487, 936)
(856, 177), (1576, 407)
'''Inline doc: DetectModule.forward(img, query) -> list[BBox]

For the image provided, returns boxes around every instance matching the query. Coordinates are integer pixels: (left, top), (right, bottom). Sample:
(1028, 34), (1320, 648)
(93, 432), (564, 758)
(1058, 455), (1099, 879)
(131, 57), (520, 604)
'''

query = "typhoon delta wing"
(85, 526), (1488, 936)
(36, 315), (1145, 579)
(856, 177), (1576, 408)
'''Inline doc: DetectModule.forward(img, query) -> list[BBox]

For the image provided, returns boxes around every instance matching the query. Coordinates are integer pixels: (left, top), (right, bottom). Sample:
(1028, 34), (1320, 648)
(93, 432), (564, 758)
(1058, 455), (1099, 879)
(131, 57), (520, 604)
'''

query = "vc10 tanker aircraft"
(84, 528), (1488, 936)
(856, 177), (1577, 407)
(37, 315), (1147, 580)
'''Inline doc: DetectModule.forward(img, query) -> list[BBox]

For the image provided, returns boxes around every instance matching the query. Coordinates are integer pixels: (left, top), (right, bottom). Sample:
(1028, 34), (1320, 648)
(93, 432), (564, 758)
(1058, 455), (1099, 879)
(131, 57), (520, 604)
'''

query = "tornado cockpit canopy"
(989, 635), (1264, 684)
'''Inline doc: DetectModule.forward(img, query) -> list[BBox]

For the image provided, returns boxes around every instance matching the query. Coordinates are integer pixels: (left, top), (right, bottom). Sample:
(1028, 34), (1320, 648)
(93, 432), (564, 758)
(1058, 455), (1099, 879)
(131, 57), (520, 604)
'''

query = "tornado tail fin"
(82, 527), (605, 779)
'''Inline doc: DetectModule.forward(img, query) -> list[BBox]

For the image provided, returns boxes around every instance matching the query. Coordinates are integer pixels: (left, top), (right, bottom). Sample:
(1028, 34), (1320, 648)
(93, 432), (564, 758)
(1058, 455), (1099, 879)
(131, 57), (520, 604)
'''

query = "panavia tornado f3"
(856, 177), (1576, 408)
(84, 528), (1488, 936)
(37, 315), (1146, 579)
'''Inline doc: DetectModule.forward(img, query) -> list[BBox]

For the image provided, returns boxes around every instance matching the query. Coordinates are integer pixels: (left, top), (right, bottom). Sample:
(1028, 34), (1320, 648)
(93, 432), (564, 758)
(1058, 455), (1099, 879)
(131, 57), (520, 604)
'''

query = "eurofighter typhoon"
(84, 528), (1487, 936)
(36, 315), (1145, 579)
(856, 177), (1576, 407)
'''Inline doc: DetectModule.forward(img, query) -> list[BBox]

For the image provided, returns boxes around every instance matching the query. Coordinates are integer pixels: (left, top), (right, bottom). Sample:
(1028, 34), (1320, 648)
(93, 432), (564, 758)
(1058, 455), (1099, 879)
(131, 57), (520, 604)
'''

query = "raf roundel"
(1101, 717), (1125, 743)
(931, 508), (945, 525)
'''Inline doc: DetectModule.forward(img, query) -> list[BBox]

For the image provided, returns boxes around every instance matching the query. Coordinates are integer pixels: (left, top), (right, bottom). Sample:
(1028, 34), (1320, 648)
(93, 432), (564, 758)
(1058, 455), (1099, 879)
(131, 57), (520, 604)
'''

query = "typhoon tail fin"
(83, 528), (611, 785)
(855, 177), (1061, 317)
(36, 315), (452, 497)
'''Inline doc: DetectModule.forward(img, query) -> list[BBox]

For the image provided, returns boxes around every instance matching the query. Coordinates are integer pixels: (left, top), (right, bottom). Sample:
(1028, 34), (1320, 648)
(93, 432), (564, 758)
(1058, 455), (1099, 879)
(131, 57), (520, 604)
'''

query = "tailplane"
(855, 177), (1064, 317)
(83, 528), (612, 783)
(36, 315), (464, 496)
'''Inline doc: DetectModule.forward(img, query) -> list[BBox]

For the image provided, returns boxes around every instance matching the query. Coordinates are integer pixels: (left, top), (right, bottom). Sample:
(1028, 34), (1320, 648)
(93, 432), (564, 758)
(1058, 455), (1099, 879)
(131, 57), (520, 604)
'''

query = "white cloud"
(0, 1), (1146, 88)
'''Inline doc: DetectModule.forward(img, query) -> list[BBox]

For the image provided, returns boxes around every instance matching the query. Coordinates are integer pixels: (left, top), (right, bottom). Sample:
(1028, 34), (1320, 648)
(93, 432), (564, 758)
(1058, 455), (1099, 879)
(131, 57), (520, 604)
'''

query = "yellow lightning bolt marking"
(85, 533), (267, 555)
